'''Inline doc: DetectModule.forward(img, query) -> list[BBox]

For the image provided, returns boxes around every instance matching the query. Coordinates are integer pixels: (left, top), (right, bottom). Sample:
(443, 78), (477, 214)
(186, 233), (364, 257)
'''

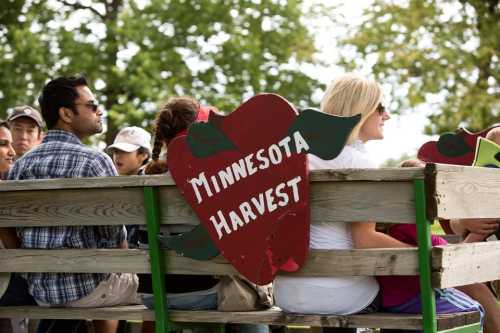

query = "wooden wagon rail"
(0, 164), (498, 333)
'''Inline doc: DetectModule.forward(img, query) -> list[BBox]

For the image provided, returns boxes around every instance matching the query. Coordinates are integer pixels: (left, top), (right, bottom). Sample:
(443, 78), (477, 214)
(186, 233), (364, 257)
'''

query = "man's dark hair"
(0, 120), (10, 130)
(38, 75), (88, 129)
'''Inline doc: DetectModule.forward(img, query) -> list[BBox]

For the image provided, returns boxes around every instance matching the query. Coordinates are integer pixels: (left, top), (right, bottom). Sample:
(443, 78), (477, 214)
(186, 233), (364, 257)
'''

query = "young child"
(450, 127), (500, 242)
(107, 126), (151, 176)
(377, 159), (489, 333)
(141, 97), (269, 333)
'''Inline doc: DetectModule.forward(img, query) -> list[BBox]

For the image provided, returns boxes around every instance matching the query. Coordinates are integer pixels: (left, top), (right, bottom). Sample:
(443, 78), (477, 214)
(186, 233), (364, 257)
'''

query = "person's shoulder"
(79, 147), (113, 166)
(308, 142), (375, 170)
(341, 142), (376, 168)
(80, 147), (117, 176)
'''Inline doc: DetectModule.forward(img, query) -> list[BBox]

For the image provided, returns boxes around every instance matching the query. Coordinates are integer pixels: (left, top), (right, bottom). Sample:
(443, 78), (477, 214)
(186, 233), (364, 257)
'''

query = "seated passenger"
(107, 126), (151, 176)
(275, 73), (395, 315)
(141, 96), (269, 333)
(0, 120), (37, 333)
(377, 160), (488, 332)
(8, 76), (140, 333)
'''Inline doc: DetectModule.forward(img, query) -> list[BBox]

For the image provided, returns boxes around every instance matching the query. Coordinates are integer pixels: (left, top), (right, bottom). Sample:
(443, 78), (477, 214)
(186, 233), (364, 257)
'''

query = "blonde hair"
(320, 73), (382, 144)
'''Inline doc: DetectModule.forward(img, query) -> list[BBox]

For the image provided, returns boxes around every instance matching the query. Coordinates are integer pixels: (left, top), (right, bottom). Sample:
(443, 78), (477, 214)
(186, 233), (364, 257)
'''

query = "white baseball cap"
(107, 126), (152, 155)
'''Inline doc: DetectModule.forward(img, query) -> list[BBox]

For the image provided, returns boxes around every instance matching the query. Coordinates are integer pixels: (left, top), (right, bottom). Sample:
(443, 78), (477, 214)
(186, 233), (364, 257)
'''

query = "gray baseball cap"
(7, 105), (44, 128)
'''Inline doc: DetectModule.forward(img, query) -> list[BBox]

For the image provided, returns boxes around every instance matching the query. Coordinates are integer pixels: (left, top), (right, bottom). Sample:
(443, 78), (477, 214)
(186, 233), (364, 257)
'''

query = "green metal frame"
(414, 179), (438, 333)
(413, 180), (480, 333)
(143, 186), (226, 333)
(144, 187), (169, 333)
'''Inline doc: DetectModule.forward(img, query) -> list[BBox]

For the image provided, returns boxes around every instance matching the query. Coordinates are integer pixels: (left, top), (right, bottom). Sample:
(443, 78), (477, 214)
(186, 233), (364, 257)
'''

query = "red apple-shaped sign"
(168, 94), (310, 285)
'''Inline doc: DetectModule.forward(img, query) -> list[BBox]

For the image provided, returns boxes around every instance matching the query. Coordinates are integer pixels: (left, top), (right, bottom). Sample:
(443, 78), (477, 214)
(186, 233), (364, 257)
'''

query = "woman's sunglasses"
(376, 103), (386, 115)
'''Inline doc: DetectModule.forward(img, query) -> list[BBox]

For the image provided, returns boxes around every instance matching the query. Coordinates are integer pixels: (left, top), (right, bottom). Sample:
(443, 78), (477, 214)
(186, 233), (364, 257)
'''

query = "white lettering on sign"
(190, 172), (213, 204)
(210, 176), (303, 240)
(190, 131), (309, 204)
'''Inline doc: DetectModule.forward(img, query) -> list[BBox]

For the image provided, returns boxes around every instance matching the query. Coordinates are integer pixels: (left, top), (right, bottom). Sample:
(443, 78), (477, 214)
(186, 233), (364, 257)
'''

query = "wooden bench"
(0, 163), (498, 333)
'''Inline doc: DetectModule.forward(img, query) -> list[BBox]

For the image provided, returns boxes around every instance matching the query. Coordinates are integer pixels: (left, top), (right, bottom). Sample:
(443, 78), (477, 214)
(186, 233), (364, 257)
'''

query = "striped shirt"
(8, 130), (126, 305)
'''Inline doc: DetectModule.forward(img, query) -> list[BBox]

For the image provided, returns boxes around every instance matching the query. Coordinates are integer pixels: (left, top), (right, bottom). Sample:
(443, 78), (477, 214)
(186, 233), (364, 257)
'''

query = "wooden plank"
(426, 163), (500, 220)
(309, 167), (424, 182)
(0, 248), (419, 276)
(0, 181), (416, 227)
(0, 175), (175, 191)
(0, 305), (154, 321)
(0, 168), (425, 192)
(0, 187), (146, 227)
(310, 181), (415, 223)
(432, 241), (500, 288)
(0, 306), (479, 330)
(0, 249), (151, 274)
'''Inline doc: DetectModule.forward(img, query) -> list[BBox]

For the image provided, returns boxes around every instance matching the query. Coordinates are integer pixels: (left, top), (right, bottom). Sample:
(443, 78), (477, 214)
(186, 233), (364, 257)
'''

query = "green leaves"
(159, 224), (220, 261)
(187, 121), (236, 158)
(340, 0), (500, 134)
(436, 132), (472, 157)
(288, 108), (361, 160)
(1, 0), (320, 146)
(473, 137), (500, 168)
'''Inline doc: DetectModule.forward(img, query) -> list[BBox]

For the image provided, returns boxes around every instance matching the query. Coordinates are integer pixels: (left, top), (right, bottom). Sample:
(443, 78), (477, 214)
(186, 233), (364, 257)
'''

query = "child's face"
(113, 149), (147, 175)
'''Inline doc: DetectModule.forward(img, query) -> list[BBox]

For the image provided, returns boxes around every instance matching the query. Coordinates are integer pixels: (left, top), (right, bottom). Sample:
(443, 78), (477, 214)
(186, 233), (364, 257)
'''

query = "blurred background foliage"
(0, 0), (498, 145)
(0, 0), (321, 144)
(339, 0), (499, 134)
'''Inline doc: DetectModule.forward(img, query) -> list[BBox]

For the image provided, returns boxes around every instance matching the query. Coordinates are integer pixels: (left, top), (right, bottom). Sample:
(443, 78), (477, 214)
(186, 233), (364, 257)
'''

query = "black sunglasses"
(376, 103), (386, 115)
(74, 101), (99, 113)
(0, 139), (11, 146)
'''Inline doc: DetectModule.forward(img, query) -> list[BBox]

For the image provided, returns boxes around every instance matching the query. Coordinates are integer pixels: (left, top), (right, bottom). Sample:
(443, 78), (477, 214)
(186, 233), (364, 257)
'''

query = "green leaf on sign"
(159, 224), (220, 261)
(187, 122), (237, 158)
(473, 137), (500, 168)
(288, 108), (361, 160)
(436, 133), (472, 157)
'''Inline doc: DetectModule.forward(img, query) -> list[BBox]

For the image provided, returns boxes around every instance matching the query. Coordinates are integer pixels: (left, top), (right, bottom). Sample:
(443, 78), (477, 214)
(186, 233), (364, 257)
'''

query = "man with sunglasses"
(8, 76), (139, 333)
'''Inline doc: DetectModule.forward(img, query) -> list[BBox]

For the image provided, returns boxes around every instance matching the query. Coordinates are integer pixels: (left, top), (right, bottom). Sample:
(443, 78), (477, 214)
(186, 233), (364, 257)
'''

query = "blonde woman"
(277, 73), (466, 307)
(274, 74), (488, 333)
(274, 73), (399, 316)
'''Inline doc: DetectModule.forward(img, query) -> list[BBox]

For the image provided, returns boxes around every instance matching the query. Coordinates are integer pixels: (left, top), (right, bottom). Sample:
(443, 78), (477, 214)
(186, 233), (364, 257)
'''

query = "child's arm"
(464, 232), (489, 243)
(451, 218), (499, 236)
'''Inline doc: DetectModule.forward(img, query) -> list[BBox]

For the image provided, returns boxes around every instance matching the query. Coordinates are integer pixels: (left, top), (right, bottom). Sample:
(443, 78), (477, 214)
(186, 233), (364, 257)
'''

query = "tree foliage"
(0, 0), (320, 144)
(339, 0), (499, 134)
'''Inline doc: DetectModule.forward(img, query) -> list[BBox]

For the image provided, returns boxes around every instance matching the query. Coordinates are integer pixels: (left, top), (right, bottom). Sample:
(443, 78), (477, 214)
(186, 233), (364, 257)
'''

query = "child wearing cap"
(107, 126), (152, 176)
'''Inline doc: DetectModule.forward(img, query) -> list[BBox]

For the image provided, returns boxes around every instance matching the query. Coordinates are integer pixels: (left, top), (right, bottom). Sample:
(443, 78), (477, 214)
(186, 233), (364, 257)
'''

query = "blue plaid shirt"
(8, 130), (126, 305)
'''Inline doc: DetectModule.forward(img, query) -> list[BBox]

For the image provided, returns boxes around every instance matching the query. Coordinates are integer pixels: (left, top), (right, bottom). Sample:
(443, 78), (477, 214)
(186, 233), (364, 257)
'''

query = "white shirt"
(274, 140), (380, 315)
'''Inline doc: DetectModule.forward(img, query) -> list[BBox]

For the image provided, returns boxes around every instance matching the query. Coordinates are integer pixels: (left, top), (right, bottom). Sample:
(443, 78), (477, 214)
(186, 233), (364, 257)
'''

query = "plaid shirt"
(8, 130), (126, 305)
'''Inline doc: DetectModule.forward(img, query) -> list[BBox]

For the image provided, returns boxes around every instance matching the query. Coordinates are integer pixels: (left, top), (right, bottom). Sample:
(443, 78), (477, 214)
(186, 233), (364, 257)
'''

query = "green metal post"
(144, 187), (169, 333)
(414, 179), (437, 333)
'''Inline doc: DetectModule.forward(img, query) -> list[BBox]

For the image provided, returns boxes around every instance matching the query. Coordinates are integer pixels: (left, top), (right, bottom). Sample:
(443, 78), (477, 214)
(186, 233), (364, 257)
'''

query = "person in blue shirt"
(8, 75), (140, 333)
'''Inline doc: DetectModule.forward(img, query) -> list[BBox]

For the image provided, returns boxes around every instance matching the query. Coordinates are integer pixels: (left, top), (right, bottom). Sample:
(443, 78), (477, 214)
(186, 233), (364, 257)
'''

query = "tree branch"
(57, 0), (105, 19)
